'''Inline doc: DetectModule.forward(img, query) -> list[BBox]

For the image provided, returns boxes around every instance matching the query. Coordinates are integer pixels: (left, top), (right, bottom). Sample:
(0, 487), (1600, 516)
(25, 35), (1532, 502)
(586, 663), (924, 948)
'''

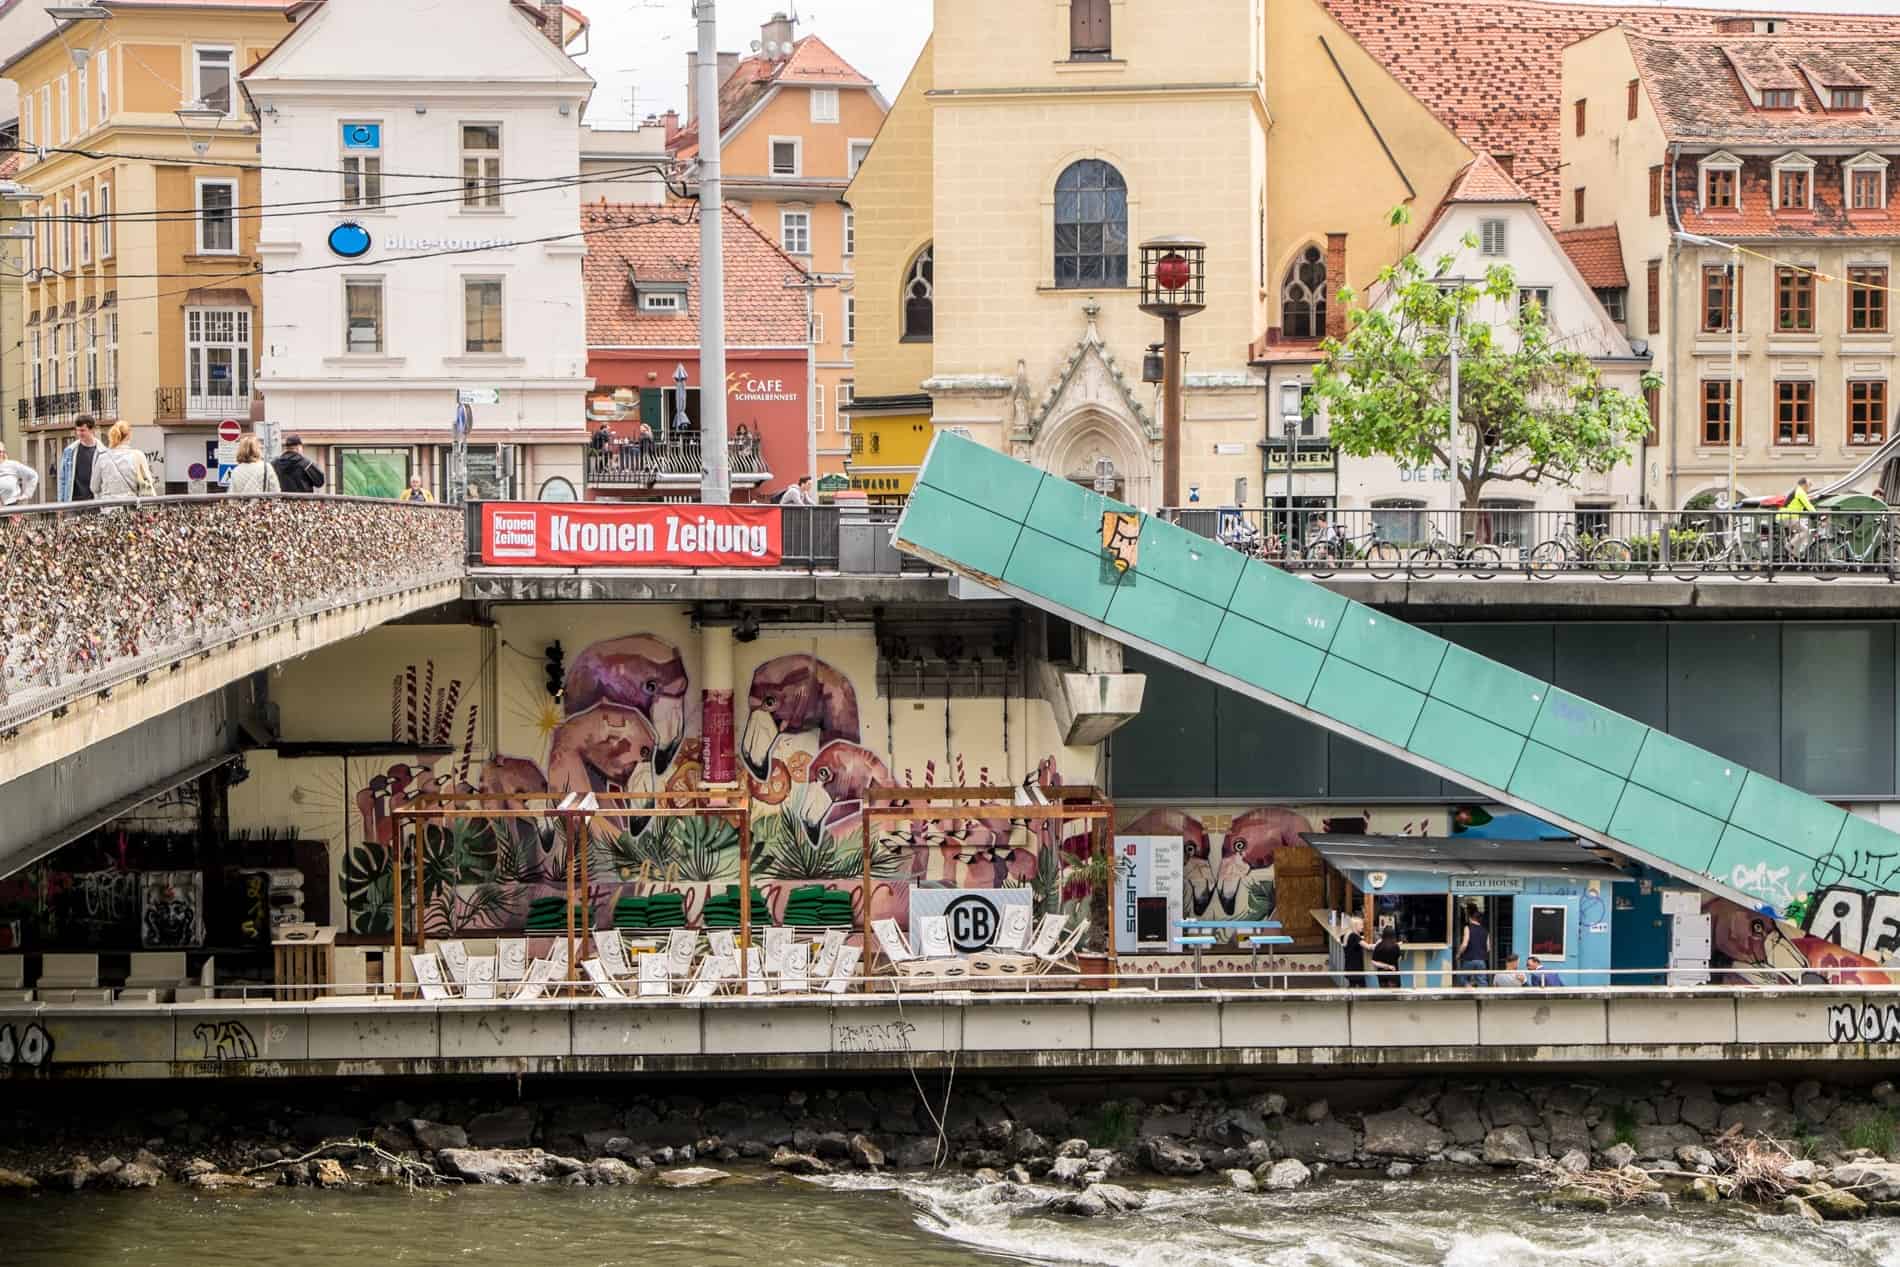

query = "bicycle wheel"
(1670, 533), (1713, 580)
(1591, 538), (1635, 578)
(1464, 545), (1503, 580)
(1527, 540), (1568, 580)
(1303, 540), (1338, 578)
(1366, 541), (1402, 581)
(1406, 545), (1442, 578)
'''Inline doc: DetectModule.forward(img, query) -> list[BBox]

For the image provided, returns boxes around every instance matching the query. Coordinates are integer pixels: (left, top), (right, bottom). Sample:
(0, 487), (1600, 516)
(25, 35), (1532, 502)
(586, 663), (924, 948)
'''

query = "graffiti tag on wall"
(0, 1022), (52, 1068)
(191, 1020), (258, 1061)
(1804, 887), (1900, 961)
(1829, 1003), (1900, 1043)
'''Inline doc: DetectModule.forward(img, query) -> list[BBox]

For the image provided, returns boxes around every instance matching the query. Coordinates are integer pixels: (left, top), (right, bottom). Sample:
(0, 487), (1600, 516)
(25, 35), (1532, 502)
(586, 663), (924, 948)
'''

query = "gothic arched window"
(903, 244), (933, 341)
(1054, 160), (1128, 288)
(1282, 244), (1328, 340)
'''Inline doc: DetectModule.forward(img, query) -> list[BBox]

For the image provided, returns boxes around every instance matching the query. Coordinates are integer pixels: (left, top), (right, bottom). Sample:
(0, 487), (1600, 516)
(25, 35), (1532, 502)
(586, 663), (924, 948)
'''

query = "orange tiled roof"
(1444, 153), (1535, 204)
(584, 203), (810, 346)
(671, 34), (874, 157)
(1320, 0), (1900, 224)
(1555, 225), (1628, 289)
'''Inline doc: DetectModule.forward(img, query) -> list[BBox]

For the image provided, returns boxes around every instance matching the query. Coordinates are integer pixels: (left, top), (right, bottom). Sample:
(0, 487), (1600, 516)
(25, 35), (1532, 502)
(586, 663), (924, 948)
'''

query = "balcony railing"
(155, 387), (264, 424)
(16, 390), (87, 430)
(586, 435), (771, 487)
(1166, 505), (1900, 580)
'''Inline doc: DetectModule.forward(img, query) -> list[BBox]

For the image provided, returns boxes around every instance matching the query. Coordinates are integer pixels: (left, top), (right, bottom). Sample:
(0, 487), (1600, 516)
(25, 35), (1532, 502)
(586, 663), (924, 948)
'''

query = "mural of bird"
(563, 636), (693, 776)
(741, 654), (862, 781)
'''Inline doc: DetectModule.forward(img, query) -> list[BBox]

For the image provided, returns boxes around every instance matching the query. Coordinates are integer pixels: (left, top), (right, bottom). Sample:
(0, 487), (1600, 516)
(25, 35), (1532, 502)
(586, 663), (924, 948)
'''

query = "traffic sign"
(216, 440), (238, 465)
(217, 463), (237, 486)
(458, 388), (500, 406)
(218, 419), (242, 444)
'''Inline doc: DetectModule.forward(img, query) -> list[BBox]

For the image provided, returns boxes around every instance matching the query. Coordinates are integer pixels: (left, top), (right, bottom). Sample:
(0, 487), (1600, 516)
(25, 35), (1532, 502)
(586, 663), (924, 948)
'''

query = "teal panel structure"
(891, 431), (1900, 907)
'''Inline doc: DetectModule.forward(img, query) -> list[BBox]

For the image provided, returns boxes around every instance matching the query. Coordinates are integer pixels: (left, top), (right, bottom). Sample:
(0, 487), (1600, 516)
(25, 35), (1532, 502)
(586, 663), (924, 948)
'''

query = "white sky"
(574, 0), (931, 130)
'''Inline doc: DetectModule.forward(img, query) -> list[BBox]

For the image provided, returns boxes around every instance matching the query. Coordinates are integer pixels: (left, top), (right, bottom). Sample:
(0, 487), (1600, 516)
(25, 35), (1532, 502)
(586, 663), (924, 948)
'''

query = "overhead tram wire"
(82, 206), (702, 309)
(3, 140), (685, 187)
(0, 163), (676, 225)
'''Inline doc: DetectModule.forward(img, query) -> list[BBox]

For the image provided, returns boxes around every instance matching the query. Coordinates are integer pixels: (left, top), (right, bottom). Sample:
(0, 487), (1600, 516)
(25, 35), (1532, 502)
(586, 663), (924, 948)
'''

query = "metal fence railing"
(1166, 505), (1900, 580)
(0, 494), (464, 727)
(585, 437), (769, 486)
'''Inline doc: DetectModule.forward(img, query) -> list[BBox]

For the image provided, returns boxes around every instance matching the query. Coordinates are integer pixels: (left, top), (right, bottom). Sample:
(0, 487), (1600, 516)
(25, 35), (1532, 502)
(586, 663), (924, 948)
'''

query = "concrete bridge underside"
(3, 989), (1893, 1080)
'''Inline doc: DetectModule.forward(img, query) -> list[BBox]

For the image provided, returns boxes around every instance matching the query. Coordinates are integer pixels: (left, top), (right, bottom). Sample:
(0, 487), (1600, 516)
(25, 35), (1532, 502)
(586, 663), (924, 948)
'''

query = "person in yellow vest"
(398, 475), (436, 503)
(1778, 476), (1816, 561)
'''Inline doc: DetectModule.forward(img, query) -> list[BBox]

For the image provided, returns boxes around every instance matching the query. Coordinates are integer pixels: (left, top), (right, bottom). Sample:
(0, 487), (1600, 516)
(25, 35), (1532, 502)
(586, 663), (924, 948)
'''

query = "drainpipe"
(1665, 141), (1684, 509)
(807, 282), (817, 488)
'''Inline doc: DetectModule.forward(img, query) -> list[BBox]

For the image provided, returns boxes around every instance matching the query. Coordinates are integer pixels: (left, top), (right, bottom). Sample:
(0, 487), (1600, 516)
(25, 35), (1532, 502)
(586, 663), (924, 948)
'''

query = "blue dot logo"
(328, 222), (372, 259)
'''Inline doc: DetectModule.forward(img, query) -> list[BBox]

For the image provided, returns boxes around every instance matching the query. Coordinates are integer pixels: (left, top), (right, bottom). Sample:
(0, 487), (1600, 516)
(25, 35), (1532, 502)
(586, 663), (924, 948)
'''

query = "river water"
(4, 1171), (1899, 1266)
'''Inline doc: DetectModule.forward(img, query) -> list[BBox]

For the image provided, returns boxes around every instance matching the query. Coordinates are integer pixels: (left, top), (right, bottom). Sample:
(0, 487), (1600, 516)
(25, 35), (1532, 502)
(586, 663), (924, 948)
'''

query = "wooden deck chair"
(542, 937), (570, 977)
(993, 904), (1033, 952)
(580, 958), (628, 999)
(763, 927), (793, 979)
(437, 940), (471, 986)
(686, 954), (731, 999)
(745, 947), (772, 996)
(1026, 914), (1068, 958)
(636, 952), (670, 998)
(915, 915), (973, 981)
(665, 929), (700, 981)
(1035, 919), (1089, 975)
(464, 956), (498, 1001)
(810, 928), (848, 979)
(594, 929), (633, 981)
(870, 918), (916, 975)
(411, 952), (454, 1001)
(708, 930), (738, 961)
(821, 943), (862, 994)
(778, 941), (812, 993)
(497, 940), (529, 990)
(513, 959), (556, 1002)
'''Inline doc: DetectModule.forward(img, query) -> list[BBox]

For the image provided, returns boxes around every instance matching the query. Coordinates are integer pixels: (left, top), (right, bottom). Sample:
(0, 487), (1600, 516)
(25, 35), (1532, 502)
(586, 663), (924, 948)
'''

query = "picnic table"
(1177, 919), (1292, 986)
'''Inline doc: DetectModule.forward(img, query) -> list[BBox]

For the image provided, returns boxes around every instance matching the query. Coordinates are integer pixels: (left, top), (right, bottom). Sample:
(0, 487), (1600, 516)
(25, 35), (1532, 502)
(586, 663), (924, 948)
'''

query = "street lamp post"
(694, 0), (730, 505)
(1138, 237), (1207, 509)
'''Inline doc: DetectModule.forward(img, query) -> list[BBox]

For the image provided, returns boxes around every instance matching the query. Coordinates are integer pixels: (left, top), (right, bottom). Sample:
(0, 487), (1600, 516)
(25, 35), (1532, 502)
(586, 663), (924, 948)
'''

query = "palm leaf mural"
(1243, 877), (1278, 923)
(669, 816), (740, 883)
(341, 840), (393, 935)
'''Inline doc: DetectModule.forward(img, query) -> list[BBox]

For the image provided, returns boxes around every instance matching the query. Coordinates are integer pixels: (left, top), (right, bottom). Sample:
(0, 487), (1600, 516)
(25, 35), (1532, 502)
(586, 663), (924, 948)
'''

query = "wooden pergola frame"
(860, 786), (1117, 982)
(390, 789), (752, 993)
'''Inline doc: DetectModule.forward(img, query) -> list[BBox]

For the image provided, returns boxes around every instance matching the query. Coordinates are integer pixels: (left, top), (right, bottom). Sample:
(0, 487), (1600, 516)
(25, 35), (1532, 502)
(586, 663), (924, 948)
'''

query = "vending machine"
(1116, 835), (1185, 953)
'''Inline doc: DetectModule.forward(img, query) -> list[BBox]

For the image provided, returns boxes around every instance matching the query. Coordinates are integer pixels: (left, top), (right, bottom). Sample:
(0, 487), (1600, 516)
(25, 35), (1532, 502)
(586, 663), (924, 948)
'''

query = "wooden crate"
(273, 924), (337, 1002)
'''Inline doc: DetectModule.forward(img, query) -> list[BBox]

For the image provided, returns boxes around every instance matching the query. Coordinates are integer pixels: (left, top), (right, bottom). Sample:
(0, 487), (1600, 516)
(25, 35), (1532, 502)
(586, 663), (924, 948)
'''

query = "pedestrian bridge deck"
(2, 987), (1892, 1079)
(891, 434), (1900, 912)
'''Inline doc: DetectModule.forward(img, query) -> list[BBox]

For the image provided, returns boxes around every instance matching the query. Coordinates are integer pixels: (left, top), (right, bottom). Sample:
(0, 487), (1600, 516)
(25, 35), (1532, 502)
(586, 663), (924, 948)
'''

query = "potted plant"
(1059, 848), (1117, 989)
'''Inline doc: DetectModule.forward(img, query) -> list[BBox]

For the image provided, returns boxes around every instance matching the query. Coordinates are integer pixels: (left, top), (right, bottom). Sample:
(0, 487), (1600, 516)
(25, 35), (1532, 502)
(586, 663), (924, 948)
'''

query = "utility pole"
(1448, 301), (1461, 519)
(696, 0), (730, 504)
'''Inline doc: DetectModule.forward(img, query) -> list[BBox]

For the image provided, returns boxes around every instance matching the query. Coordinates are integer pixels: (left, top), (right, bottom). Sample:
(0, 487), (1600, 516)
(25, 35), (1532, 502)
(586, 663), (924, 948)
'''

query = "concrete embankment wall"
(5, 989), (1897, 1080)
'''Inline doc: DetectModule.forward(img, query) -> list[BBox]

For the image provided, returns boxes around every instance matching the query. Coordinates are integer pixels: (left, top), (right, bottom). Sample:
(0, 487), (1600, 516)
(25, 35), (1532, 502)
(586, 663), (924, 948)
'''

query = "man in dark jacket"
(272, 435), (326, 494)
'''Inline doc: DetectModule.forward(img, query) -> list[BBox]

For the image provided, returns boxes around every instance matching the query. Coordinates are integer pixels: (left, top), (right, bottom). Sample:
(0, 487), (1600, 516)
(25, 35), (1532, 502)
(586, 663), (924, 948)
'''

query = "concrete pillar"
(700, 622), (736, 785)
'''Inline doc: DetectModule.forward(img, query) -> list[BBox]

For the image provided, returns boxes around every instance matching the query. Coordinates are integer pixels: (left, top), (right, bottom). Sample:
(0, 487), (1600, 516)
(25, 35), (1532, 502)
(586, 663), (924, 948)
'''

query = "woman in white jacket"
(90, 421), (155, 499)
(224, 435), (279, 494)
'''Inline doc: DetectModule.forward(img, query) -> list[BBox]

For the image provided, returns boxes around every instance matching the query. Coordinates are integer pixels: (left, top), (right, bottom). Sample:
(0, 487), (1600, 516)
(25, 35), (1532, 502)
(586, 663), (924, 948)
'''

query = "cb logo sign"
(943, 895), (1000, 953)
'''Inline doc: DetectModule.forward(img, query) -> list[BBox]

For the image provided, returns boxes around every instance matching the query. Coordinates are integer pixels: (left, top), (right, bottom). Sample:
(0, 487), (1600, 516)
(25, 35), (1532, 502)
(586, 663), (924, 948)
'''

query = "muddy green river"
(3, 1172), (1898, 1266)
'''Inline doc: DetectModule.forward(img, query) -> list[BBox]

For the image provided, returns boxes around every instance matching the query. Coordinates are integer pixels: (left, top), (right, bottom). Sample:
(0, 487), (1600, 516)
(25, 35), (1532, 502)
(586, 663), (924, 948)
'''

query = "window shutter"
(1649, 166), (1663, 217)
(1071, 0), (1110, 55)
(639, 388), (664, 428)
(1646, 260), (1661, 335)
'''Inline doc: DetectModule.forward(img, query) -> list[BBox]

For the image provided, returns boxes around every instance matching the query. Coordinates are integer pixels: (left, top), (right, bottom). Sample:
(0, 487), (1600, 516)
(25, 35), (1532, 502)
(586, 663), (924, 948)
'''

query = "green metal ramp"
(893, 432), (1893, 911)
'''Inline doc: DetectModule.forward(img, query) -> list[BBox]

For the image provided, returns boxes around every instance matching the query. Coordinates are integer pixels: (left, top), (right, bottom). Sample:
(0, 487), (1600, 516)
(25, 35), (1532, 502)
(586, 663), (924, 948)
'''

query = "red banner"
(480, 503), (784, 567)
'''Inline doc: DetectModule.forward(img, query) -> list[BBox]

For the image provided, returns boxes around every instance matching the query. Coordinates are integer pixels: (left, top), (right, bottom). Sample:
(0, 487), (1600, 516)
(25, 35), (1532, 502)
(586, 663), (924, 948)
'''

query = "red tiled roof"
(1630, 35), (1900, 146)
(1555, 224), (1628, 289)
(584, 203), (810, 346)
(1674, 153), (1900, 241)
(1320, 0), (1900, 224)
(670, 34), (873, 157)
(1444, 153), (1535, 205)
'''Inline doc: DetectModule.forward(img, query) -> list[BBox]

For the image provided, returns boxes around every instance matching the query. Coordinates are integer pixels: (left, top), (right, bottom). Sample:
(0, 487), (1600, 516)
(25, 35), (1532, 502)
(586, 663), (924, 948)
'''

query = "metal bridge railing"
(0, 494), (465, 729)
(1166, 505), (1900, 581)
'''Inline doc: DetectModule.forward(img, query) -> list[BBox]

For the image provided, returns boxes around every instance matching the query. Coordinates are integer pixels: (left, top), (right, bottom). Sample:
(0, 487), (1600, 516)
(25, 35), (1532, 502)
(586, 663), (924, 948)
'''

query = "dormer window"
(1773, 153), (1815, 211)
(1699, 153), (1741, 211)
(1846, 153), (1890, 211)
(1762, 89), (1797, 110)
(1832, 87), (1867, 111)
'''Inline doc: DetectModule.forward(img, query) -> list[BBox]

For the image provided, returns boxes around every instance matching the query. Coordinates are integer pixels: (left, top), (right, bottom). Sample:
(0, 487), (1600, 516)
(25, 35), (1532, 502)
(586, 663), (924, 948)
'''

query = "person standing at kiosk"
(1456, 905), (1491, 986)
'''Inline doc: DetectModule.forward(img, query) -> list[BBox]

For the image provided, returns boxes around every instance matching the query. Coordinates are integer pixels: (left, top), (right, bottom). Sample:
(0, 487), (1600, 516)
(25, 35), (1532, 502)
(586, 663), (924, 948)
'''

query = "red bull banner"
(481, 503), (784, 567)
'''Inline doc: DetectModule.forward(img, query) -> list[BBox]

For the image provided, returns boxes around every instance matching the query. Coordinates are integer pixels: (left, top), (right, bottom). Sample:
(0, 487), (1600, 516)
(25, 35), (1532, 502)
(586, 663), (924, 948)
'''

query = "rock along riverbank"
(4, 1074), (1900, 1223)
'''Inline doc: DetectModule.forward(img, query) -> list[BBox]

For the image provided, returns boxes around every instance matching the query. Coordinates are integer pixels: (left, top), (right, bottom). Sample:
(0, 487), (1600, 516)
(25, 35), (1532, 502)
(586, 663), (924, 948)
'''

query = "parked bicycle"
(1406, 517), (1503, 579)
(1303, 517), (1402, 580)
(1526, 520), (1635, 580)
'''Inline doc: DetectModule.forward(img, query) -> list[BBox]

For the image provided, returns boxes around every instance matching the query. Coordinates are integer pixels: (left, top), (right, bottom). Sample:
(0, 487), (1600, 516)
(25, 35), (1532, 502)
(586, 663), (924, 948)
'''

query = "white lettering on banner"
(546, 512), (770, 560)
(489, 511), (539, 560)
(726, 371), (799, 403)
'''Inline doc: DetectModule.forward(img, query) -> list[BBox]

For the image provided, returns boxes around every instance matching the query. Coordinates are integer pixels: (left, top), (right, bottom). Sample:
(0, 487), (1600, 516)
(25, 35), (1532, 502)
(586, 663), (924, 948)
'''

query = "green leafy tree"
(1310, 210), (1660, 511)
